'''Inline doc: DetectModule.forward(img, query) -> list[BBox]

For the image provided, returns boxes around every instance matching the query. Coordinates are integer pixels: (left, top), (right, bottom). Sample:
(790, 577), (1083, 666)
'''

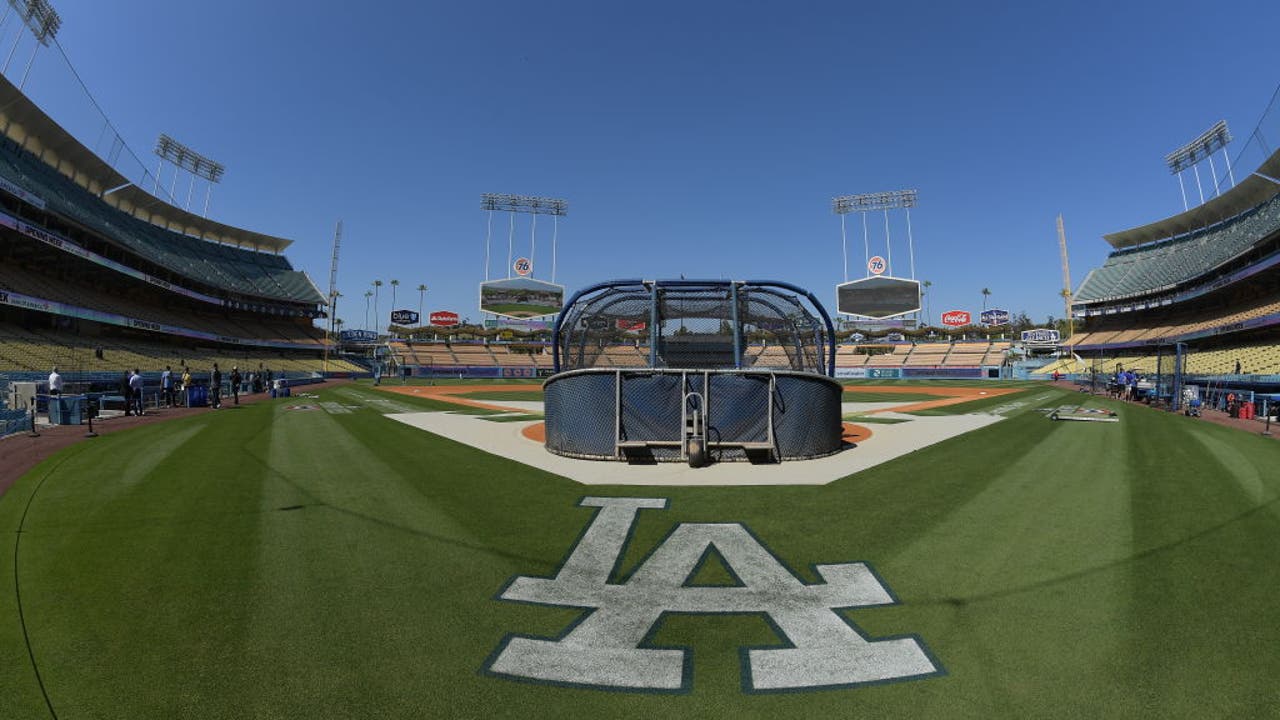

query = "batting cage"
(545, 279), (843, 465)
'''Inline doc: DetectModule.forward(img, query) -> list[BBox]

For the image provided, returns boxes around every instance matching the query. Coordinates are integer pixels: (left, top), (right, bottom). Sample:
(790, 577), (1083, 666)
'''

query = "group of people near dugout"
(1108, 369), (1143, 401)
(46, 364), (280, 416)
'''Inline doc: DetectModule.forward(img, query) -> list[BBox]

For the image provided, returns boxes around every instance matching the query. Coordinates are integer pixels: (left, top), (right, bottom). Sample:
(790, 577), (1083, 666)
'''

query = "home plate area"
(378, 385), (1014, 486)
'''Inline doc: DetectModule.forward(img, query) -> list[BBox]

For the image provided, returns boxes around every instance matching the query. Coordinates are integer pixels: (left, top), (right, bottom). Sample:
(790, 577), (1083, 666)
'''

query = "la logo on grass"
(484, 497), (943, 692)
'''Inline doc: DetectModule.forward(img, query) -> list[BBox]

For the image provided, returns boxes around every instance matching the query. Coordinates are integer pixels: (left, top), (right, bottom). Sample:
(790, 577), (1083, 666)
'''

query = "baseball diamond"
(4, 5), (1280, 719)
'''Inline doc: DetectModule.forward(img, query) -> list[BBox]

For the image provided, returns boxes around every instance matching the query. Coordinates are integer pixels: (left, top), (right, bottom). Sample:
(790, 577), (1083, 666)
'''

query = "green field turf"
(4, 381), (1280, 718)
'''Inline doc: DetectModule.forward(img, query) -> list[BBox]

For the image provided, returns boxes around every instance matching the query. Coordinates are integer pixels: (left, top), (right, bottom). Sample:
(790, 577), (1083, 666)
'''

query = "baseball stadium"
(4, 4), (1280, 719)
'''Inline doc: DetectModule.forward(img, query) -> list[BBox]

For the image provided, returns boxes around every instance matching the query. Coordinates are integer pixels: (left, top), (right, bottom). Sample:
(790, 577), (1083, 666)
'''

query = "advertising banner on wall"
(833, 367), (868, 379)
(616, 319), (647, 332)
(482, 318), (550, 331)
(1021, 328), (1060, 345)
(340, 329), (379, 342)
(430, 311), (461, 327)
(941, 310), (972, 327)
(390, 309), (420, 325)
(980, 308), (1010, 326)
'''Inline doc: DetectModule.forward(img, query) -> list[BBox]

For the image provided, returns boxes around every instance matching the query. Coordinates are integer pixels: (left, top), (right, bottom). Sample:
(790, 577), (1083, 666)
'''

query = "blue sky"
(16, 0), (1280, 330)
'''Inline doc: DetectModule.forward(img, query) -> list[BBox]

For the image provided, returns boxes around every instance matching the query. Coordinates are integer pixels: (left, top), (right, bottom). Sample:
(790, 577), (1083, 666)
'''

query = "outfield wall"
(405, 364), (1004, 381)
(833, 366), (1003, 380)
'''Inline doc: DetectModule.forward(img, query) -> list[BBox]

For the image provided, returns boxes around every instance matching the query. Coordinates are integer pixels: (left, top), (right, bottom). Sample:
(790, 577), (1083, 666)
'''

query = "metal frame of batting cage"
(551, 279), (839, 377)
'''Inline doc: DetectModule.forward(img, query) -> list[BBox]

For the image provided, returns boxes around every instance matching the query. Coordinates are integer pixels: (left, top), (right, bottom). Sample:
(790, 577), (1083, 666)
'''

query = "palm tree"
(417, 284), (428, 324)
(364, 290), (374, 331)
(981, 287), (991, 311)
(921, 280), (932, 327)
(390, 279), (400, 312)
(373, 280), (383, 333)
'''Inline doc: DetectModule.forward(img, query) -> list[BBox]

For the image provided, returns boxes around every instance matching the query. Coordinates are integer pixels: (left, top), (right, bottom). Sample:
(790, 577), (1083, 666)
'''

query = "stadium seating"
(1075, 194), (1280, 303)
(0, 325), (363, 374)
(0, 140), (323, 305)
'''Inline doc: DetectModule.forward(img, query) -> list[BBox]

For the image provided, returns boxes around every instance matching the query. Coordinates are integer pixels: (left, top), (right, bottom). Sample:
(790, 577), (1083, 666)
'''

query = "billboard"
(940, 310), (972, 327)
(340, 329), (378, 342)
(1021, 328), (1060, 345)
(430, 311), (461, 327)
(616, 319), (647, 332)
(480, 277), (564, 319)
(390, 309), (420, 325)
(980, 308), (1010, 326)
(483, 318), (551, 331)
(835, 276), (921, 319)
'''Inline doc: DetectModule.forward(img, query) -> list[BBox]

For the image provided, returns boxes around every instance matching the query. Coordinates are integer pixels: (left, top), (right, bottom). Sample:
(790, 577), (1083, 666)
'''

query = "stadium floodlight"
(154, 134), (226, 183)
(830, 188), (920, 290)
(832, 189), (917, 215)
(1165, 120), (1231, 174)
(481, 192), (569, 286)
(480, 193), (568, 216)
(6, 0), (61, 44)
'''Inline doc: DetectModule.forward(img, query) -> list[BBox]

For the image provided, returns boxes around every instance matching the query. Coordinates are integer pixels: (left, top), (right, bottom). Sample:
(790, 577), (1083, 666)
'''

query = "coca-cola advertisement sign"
(430, 311), (460, 327)
(941, 310), (972, 327)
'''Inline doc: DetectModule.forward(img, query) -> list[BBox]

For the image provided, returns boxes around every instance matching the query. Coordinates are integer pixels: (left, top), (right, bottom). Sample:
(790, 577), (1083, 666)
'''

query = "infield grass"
(3, 381), (1280, 718)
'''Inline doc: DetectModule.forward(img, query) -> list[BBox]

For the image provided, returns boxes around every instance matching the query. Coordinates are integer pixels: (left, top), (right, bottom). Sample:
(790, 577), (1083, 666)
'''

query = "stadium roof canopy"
(1104, 148), (1280, 249)
(0, 74), (293, 253)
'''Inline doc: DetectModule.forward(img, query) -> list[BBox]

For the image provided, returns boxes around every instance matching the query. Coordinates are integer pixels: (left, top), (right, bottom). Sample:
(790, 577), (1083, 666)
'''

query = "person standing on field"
(161, 365), (173, 407)
(129, 369), (145, 416)
(230, 366), (242, 405)
(211, 363), (223, 410)
(180, 366), (192, 407)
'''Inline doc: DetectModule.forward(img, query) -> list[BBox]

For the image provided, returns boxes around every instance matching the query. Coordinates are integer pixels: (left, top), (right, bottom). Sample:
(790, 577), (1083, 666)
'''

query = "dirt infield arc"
(377, 383), (1017, 452)
(378, 383), (1019, 414)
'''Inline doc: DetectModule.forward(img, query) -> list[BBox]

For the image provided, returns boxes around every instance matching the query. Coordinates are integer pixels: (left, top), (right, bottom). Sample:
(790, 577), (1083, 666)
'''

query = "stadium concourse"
(1032, 146), (1280, 421)
(0, 72), (366, 430)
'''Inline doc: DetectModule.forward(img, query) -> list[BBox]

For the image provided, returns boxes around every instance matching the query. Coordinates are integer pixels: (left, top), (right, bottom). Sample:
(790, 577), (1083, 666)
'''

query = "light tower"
(153, 134), (226, 215)
(1165, 120), (1235, 210)
(831, 189), (923, 325)
(2, 0), (62, 89)
(480, 193), (568, 281)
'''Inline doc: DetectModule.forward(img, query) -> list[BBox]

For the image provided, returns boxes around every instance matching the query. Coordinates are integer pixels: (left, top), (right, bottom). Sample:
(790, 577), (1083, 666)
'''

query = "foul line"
(11, 447), (84, 720)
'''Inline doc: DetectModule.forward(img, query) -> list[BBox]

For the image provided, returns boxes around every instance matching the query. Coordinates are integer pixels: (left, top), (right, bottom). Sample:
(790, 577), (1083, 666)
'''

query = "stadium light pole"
(832, 189), (919, 279)
(364, 290), (373, 332)
(1166, 121), (1233, 209)
(373, 280), (383, 334)
(481, 193), (568, 279)
(154, 133), (225, 212)
(417, 284), (427, 325)
(5, 0), (60, 90)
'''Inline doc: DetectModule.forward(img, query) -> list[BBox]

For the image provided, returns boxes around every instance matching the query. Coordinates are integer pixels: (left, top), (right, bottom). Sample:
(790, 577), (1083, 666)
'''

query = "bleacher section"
(385, 340), (1012, 375)
(0, 325), (363, 374)
(1036, 342), (1280, 377)
(0, 261), (324, 345)
(0, 140), (323, 305)
(1070, 297), (1280, 349)
(1075, 194), (1280, 303)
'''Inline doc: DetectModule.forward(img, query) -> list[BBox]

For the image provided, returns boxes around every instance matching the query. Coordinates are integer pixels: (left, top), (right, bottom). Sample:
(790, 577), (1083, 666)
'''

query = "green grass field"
(4, 380), (1280, 718)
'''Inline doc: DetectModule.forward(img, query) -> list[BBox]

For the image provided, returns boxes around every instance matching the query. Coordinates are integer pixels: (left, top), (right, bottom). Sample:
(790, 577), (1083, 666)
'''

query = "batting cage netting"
(554, 279), (834, 374)
(544, 280), (842, 464)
